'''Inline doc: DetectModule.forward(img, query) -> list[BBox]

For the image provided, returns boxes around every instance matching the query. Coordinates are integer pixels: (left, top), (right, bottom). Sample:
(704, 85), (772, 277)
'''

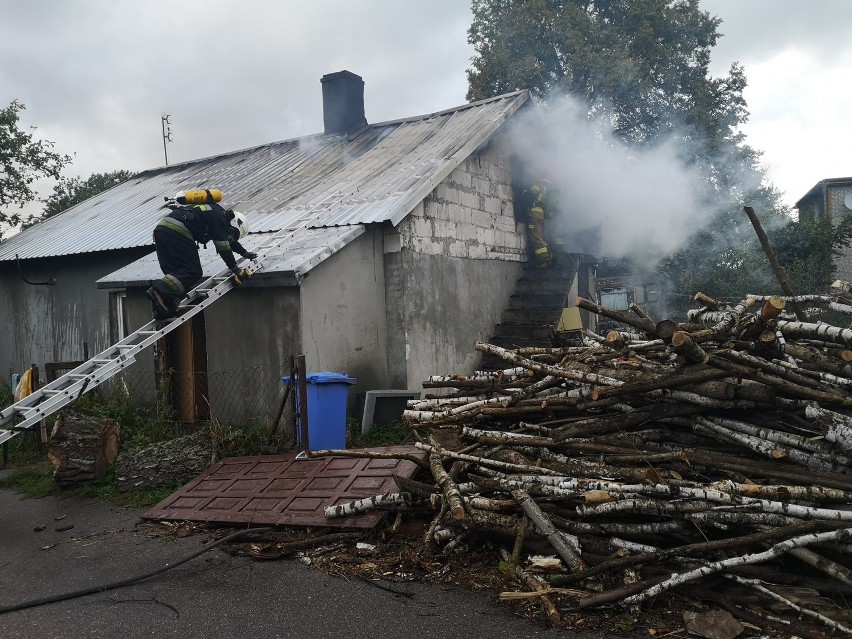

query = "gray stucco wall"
(205, 287), (302, 373)
(384, 250), (520, 389)
(0, 248), (150, 381)
(299, 229), (389, 409)
(204, 286), (302, 425)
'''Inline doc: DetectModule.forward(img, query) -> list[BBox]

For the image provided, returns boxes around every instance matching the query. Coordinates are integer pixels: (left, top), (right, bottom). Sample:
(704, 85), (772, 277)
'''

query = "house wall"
(384, 141), (525, 389)
(203, 286), (302, 425)
(829, 184), (852, 281)
(0, 249), (150, 384)
(299, 230), (389, 412)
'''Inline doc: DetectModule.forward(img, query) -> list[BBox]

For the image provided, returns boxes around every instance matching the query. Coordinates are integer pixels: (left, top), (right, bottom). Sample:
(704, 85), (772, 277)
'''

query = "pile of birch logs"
(317, 292), (852, 636)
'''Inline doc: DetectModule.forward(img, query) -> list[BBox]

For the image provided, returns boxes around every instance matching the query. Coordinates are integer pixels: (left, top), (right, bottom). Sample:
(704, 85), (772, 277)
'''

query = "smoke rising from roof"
(507, 96), (711, 262)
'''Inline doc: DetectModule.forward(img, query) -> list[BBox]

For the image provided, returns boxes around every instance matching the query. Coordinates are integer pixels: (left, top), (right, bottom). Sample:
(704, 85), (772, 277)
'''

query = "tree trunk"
(48, 410), (120, 489)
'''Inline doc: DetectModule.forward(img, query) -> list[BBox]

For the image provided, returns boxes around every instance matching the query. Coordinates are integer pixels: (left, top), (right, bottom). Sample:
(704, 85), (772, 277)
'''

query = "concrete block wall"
(381, 139), (526, 388)
(388, 142), (526, 261)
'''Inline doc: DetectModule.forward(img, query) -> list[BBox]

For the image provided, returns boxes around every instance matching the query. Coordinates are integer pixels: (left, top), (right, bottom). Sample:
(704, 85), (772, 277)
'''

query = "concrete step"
(508, 292), (567, 310)
(501, 307), (562, 324)
(486, 334), (553, 350)
(515, 278), (571, 294)
(478, 353), (515, 371)
(493, 323), (553, 341)
(519, 266), (577, 284)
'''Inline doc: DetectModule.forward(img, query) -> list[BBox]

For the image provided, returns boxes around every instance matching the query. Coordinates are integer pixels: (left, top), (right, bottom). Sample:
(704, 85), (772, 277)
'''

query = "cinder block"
(361, 390), (421, 435)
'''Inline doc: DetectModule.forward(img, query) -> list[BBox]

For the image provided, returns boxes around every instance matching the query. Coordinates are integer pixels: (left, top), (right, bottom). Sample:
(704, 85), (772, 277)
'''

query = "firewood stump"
(48, 410), (120, 488)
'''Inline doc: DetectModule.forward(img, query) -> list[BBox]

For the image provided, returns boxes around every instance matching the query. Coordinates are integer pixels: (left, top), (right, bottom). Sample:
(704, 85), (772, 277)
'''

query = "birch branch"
(788, 547), (852, 586)
(621, 527), (852, 605)
(512, 489), (586, 573)
(306, 448), (429, 472)
(726, 573), (852, 635)
(428, 437), (465, 521)
(324, 492), (413, 519)
(497, 548), (562, 624)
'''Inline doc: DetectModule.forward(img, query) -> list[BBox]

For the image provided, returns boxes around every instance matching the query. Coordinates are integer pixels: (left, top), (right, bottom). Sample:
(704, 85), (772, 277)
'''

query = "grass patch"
(349, 419), (416, 447)
(0, 374), (292, 506)
(0, 462), (177, 507)
(0, 462), (59, 498)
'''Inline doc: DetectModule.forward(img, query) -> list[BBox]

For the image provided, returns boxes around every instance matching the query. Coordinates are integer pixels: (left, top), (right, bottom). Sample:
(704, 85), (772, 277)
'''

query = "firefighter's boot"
(146, 287), (174, 320)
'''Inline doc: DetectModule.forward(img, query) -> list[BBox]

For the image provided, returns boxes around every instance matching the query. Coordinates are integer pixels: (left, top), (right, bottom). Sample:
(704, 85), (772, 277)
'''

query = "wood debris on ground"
(310, 291), (852, 638)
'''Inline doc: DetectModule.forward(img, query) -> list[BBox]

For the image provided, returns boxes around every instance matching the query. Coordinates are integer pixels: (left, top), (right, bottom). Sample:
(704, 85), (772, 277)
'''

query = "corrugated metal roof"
(0, 90), (529, 262)
(96, 226), (365, 287)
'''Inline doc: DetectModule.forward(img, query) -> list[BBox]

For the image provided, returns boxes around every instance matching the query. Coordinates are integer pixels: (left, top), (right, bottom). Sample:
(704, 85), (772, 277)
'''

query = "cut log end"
(655, 319), (678, 341)
(760, 296), (786, 321)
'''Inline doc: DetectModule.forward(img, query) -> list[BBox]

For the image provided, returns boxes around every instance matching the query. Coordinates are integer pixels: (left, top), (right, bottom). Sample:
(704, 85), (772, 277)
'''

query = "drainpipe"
(16, 254), (55, 286)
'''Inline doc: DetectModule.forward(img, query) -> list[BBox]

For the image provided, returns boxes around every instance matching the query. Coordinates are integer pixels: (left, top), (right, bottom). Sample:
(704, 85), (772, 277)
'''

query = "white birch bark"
(830, 301), (852, 316)
(726, 573), (852, 635)
(324, 491), (412, 519)
(777, 319), (852, 347)
(807, 404), (852, 453)
(622, 527), (852, 605)
(512, 489), (586, 573)
(788, 547), (852, 586)
(415, 442), (565, 476)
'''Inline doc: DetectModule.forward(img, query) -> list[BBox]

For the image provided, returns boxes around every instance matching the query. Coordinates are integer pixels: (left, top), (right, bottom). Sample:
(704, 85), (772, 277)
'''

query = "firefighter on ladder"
(520, 175), (559, 269)
(147, 189), (257, 320)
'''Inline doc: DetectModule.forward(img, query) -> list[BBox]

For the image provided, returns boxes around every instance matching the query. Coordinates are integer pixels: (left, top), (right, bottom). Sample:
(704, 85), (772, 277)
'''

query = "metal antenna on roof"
(161, 112), (173, 166)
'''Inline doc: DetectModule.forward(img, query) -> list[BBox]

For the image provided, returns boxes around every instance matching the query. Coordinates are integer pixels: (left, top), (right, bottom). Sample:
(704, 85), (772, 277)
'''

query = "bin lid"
(307, 372), (356, 385)
(282, 372), (356, 385)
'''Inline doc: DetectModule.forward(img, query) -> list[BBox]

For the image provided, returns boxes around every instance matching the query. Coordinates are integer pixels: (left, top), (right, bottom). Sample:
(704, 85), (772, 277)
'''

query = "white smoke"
(507, 95), (712, 261)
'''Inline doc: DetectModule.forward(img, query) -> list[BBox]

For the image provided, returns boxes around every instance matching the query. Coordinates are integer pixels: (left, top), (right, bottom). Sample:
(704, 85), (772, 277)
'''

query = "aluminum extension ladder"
(0, 228), (298, 446)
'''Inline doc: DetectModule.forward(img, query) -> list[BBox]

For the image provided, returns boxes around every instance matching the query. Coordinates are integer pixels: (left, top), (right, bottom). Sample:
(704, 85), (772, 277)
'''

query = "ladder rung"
(0, 254), (255, 440)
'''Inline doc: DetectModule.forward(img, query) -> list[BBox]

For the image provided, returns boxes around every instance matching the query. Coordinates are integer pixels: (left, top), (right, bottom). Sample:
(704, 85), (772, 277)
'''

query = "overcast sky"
(1, 0), (849, 213)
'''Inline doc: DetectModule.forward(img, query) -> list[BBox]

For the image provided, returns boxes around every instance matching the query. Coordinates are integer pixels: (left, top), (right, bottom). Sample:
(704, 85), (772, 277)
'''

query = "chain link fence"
(112, 363), (295, 431)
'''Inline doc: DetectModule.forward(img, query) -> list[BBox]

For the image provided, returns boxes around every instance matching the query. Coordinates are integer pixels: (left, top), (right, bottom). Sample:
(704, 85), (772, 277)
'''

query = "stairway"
(480, 254), (580, 370)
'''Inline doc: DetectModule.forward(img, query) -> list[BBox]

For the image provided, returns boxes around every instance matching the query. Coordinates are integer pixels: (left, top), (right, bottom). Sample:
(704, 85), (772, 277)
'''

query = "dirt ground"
(148, 516), (716, 638)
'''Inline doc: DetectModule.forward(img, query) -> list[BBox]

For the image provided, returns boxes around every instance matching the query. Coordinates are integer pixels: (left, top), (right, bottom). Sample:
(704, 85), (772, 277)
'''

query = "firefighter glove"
(245, 252), (258, 260)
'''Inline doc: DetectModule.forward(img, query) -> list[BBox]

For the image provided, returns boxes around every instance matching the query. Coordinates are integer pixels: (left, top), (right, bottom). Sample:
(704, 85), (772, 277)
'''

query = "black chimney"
(320, 70), (367, 135)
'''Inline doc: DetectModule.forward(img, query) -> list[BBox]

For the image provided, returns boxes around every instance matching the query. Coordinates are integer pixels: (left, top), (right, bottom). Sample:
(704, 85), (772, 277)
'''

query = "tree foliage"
(468, 0), (747, 153)
(656, 187), (852, 313)
(0, 100), (72, 235)
(39, 170), (134, 221)
(467, 0), (846, 311)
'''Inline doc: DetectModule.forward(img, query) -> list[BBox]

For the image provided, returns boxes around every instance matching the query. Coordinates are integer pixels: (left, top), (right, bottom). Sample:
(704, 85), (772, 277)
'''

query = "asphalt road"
(0, 473), (632, 639)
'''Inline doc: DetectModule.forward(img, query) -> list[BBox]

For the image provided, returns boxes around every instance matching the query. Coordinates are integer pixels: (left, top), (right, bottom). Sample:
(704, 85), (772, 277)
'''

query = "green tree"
(467, 0), (748, 155)
(39, 170), (134, 221)
(0, 100), (72, 236)
(468, 1), (847, 312)
(658, 190), (852, 314)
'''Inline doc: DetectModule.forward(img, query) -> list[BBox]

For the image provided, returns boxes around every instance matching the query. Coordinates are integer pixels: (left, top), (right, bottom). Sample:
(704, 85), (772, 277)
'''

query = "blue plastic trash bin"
(281, 372), (356, 450)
